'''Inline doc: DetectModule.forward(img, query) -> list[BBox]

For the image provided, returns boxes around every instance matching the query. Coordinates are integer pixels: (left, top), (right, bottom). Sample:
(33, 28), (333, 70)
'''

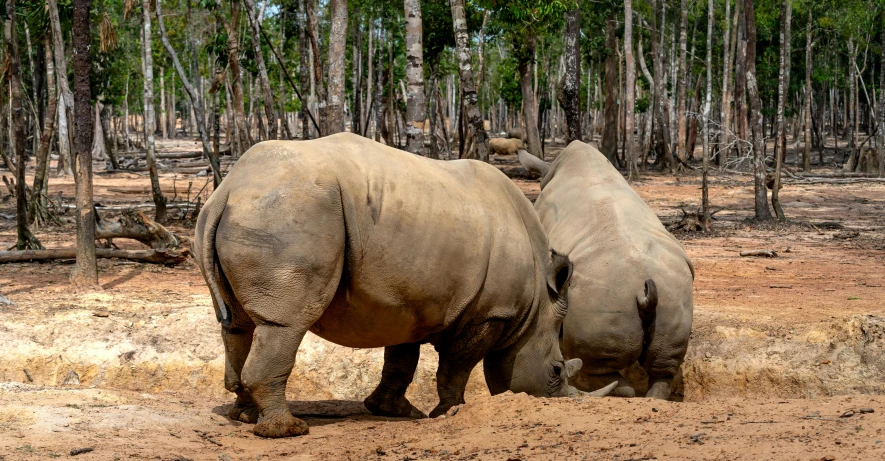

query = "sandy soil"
(1, 140), (885, 459)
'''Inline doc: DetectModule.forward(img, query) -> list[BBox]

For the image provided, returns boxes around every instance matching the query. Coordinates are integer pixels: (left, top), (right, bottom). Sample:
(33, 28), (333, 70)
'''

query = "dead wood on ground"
(0, 248), (189, 264)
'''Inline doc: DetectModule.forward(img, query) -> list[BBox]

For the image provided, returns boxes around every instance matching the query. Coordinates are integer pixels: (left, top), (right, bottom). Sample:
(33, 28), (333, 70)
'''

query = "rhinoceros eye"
(552, 365), (562, 376)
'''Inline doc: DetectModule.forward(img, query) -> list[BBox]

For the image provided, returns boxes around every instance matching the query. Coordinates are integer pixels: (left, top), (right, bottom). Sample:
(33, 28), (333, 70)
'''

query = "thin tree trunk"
(223, 0), (253, 151)
(734, 0), (748, 164)
(30, 36), (58, 225)
(244, 0), (279, 140)
(744, 0), (772, 220)
(601, 11), (618, 164)
(879, 24), (885, 177)
(323, 0), (347, 135)
(559, 8), (582, 145)
(845, 38), (857, 170)
(771, 0), (791, 220)
(142, 0), (167, 223)
(299, 0), (311, 139)
(720, 0), (736, 166)
(804, 7), (813, 172)
(48, 0), (73, 176)
(404, 0), (426, 154)
(676, 0), (688, 160)
(450, 0), (489, 161)
(624, 2), (638, 179)
(7, 0), (40, 249)
(160, 68), (168, 139)
(652, 0), (675, 173)
(71, 0), (97, 286)
(701, 0), (713, 230)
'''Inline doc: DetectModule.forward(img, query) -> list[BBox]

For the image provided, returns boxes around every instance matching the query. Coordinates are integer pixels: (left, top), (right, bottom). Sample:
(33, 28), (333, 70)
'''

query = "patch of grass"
(848, 296), (861, 300)
(15, 444), (33, 453)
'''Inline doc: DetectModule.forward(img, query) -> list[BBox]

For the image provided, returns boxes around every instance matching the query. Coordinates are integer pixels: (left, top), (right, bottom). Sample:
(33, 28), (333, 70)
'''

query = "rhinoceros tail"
(637, 279), (658, 313)
(195, 190), (232, 328)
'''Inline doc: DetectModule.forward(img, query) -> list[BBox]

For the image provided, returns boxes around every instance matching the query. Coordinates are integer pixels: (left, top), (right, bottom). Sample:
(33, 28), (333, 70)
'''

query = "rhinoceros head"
(484, 251), (615, 399)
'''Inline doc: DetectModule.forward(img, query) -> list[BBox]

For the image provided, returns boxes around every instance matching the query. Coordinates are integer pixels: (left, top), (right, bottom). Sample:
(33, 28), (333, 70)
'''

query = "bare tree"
(71, 0), (97, 287)
(47, 0), (73, 176)
(720, 0), (736, 166)
(244, 0), (279, 140)
(601, 11), (618, 164)
(701, 0), (713, 230)
(141, 0), (167, 223)
(218, 0), (253, 152)
(804, 7), (813, 172)
(325, 0), (348, 134)
(623, 1), (638, 179)
(299, 0), (311, 139)
(450, 0), (489, 161)
(29, 36), (59, 225)
(771, 0), (791, 221)
(879, 23), (885, 177)
(155, 0), (223, 187)
(744, 0), (772, 221)
(676, 0), (688, 160)
(558, 8), (582, 145)
(405, 0), (425, 154)
(7, 0), (40, 249)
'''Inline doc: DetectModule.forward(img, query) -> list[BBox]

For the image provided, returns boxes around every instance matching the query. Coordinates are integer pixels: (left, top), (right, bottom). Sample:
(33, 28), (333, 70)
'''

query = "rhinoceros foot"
(253, 408), (309, 438)
(364, 392), (427, 419)
(228, 396), (260, 424)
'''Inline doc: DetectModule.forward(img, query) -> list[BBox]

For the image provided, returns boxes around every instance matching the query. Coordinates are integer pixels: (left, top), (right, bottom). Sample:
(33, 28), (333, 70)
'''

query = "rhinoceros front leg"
(429, 328), (500, 418)
(240, 323), (312, 438)
(364, 342), (426, 418)
(223, 325), (259, 423)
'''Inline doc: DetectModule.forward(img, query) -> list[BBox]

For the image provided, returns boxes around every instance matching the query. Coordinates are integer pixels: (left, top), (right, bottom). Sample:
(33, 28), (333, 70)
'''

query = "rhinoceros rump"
(195, 133), (612, 438)
(524, 141), (694, 400)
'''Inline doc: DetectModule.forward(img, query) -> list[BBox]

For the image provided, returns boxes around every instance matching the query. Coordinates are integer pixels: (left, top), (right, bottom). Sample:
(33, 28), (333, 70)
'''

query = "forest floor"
(1, 139), (885, 460)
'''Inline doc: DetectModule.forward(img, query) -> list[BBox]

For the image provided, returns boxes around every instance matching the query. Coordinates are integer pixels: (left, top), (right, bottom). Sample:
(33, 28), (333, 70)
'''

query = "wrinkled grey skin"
(506, 128), (527, 142)
(489, 137), (525, 156)
(524, 141), (694, 400)
(194, 133), (610, 438)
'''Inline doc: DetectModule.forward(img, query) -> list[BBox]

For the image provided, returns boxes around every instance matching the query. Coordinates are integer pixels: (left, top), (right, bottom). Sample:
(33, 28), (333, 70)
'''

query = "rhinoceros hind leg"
(645, 377), (673, 400)
(364, 343), (426, 418)
(430, 328), (501, 418)
(223, 325), (258, 423)
(572, 371), (636, 398)
(242, 324), (316, 438)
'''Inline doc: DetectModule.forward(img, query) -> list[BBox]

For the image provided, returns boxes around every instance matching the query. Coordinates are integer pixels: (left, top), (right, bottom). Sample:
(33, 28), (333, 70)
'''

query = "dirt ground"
(1, 139), (885, 460)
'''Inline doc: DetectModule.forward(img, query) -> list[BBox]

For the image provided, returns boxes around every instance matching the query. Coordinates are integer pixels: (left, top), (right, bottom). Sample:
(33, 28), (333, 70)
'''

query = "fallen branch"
(96, 208), (180, 249)
(740, 250), (778, 258)
(0, 248), (190, 264)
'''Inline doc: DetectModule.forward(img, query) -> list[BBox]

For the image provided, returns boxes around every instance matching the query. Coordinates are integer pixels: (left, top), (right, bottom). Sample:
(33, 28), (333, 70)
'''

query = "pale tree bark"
(71, 0), (97, 287)
(29, 36), (58, 225)
(623, 2), (638, 179)
(844, 38), (857, 171)
(744, 0), (772, 221)
(676, 0), (688, 160)
(222, 0), (253, 152)
(638, 32), (655, 169)
(141, 0), (167, 223)
(160, 68), (168, 139)
(305, 0), (326, 137)
(558, 8), (582, 145)
(771, 0), (791, 221)
(518, 36), (542, 159)
(325, 0), (348, 134)
(7, 0), (41, 249)
(701, 0), (713, 230)
(879, 25), (885, 177)
(298, 0), (311, 139)
(720, 0), (735, 166)
(244, 0), (279, 140)
(734, 0), (748, 162)
(47, 0), (73, 176)
(804, 7), (813, 172)
(450, 0), (489, 161)
(652, 0), (675, 173)
(155, 0), (223, 187)
(601, 11), (618, 164)
(404, 0), (426, 154)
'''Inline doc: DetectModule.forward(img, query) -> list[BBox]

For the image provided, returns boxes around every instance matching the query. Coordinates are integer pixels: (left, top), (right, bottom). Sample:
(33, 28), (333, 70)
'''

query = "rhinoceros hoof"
(228, 398), (260, 424)
(253, 409), (309, 438)
(364, 394), (427, 419)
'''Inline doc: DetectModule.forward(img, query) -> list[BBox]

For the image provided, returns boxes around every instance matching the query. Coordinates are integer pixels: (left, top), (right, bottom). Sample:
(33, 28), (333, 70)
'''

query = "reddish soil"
(1, 141), (884, 460)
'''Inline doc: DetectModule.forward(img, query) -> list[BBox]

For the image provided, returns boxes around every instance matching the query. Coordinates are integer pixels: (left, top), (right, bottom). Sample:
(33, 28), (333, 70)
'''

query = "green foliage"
(498, 56), (521, 107)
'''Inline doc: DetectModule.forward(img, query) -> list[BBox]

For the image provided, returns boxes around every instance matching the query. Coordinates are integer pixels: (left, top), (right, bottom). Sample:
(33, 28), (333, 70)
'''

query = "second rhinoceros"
(521, 141), (694, 399)
(194, 133), (613, 438)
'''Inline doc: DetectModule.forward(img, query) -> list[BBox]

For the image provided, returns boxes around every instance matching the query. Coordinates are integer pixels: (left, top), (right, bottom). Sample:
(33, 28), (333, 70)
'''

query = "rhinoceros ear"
(565, 358), (583, 379)
(547, 250), (573, 296)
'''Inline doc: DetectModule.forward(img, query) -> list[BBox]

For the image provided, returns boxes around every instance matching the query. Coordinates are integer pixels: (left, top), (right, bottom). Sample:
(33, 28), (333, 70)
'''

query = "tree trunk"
(676, 0), (688, 161)
(601, 12), (618, 164)
(558, 8), (582, 145)
(623, 2), (638, 179)
(299, 0), (311, 139)
(244, 0), (279, 140)
(804, 7), (813, 172)
(652, 0), (675, 173)
(47, 0), (73, 177)
(225, 0), (254, 151)
(879, 24), (885, 177)
(155, 0), (223, 187)
(404, 0), (425, 154)
(744, 0), (772, 221)
(141, 0), (167, 224)
(29, 36), (58, 225)
(844, 38), (857, 171)
(701, 0), (713, 230)
(7, 0), (40, 250)
(719, 0), (735, 166)
(71, 0), (97, 286)
(734, 0), (748, 163)
(322, 0), (347, 135)
(771, 0), (791, 221)
(450, 0), (489, 161)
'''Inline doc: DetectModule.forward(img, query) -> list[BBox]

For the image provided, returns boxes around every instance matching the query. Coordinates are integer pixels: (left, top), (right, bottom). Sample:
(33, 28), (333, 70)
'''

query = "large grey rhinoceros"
(520, 141), (694, 399)
(194, 133), (614, 438)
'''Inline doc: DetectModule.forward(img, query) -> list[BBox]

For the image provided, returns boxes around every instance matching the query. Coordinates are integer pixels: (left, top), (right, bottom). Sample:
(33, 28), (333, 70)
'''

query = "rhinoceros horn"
(517, 149), (552, 179)
(568, 381), (618, 398)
